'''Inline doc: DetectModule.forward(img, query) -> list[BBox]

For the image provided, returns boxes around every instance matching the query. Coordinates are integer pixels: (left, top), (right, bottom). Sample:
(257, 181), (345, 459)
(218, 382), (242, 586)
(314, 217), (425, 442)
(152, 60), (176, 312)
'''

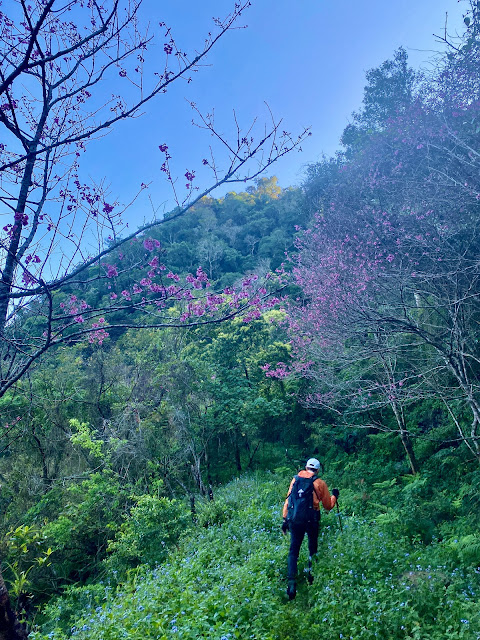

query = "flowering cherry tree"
(287, 132), (480, 464)
(0, 0), (308, 402)
(270, 11), (480, 469)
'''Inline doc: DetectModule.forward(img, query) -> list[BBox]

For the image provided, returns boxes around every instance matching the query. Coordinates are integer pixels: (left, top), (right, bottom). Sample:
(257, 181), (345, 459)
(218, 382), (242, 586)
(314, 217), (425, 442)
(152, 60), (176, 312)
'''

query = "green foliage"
(69, 419), (103, 459)
(446, 534), (480, 567)
(343, 47), (417, 140)
(304, 520), (480, 640)
(105, 494), (191, 573)
(145, 178), (306, 284)
(1, 525), (53, 603)
(38, 472), (129, 584)
(31, 473), (480, 640)
(4, 36), (480, 640)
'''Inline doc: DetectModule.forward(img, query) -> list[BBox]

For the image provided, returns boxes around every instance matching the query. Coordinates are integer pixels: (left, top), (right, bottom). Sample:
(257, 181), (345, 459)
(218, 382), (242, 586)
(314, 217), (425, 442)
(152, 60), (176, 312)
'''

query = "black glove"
(332, 488), (340, 498)
(281, 519), (289, 534)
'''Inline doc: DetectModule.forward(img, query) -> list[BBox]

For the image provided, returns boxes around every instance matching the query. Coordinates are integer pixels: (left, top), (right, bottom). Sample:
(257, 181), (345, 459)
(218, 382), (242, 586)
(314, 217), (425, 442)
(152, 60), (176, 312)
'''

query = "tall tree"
(341, 47), (417, 151)
(282, 35), (480, 468)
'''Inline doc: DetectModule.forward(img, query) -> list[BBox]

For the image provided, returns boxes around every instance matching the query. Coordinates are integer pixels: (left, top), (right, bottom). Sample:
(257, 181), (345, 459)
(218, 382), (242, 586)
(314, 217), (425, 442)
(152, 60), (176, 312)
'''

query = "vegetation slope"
(31, 469), (480, 640)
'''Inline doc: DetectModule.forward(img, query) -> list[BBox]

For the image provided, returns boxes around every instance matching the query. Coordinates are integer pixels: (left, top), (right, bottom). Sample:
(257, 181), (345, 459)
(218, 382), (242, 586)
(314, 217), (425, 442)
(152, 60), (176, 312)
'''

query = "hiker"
(282, 457), (339, 600)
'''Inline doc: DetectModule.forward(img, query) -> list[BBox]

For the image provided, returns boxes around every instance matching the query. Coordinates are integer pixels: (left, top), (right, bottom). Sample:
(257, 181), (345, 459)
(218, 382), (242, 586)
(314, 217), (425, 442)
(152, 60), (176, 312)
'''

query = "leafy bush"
(105, 494), (192, 574)
(39, 471), (128, 584)
(1, 525), (53, 614)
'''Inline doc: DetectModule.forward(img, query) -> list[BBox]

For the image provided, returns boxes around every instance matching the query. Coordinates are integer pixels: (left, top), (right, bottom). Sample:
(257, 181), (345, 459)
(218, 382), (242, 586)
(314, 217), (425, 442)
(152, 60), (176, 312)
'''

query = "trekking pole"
(335, 499), (343, 532)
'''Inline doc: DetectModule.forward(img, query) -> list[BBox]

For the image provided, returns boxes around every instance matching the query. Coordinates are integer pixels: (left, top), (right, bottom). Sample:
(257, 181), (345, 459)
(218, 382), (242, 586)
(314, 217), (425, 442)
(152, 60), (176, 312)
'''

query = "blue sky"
(83, 0), (466, 227)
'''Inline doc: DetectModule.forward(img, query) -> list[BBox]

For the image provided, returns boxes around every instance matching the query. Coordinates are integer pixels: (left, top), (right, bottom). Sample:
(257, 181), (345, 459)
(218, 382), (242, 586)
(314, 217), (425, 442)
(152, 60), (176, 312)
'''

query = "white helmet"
(306, 458), (320, 471)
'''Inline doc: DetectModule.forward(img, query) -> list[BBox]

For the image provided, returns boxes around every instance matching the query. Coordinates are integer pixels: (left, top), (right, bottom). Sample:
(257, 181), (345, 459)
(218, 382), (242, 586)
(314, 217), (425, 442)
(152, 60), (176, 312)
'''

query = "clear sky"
(82, 0), (466, 227)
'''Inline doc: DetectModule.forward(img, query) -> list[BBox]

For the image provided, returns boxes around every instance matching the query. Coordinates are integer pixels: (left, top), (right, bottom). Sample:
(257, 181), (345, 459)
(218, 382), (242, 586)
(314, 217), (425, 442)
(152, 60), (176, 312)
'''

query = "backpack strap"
(290, 474), (300, 494)
(287, 475), (300, 502)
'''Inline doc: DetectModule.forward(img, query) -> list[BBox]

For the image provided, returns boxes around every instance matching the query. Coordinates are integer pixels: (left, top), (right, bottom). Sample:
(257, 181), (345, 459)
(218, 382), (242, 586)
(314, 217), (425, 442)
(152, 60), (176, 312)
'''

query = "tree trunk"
(444, 355), (480, 460)
(399, 430), (419, 475)
(0, 130), (44, 339)
(246, 442), (260, 469)
(0, 568), (28, 640)
(31, 426), (49, 489)
(234, 437), (242, 472)
(174, 478), (197, 523)
(190, 457), (207, 496)
(391, 401), (419, 474)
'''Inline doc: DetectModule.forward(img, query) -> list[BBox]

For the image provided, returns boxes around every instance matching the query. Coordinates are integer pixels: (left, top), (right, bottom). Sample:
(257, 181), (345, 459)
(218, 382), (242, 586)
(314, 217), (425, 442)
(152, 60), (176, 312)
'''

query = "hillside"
(31, 473), (480, 640)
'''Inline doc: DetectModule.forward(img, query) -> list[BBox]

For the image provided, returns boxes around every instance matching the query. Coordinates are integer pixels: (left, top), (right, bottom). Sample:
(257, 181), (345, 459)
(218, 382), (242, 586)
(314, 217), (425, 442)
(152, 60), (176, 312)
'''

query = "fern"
(449, 534), (480, 566)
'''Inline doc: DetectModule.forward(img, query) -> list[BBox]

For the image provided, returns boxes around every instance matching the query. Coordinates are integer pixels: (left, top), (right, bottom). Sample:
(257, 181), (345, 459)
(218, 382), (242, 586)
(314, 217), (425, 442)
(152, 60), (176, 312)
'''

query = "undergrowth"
(31, 472), (480, 640)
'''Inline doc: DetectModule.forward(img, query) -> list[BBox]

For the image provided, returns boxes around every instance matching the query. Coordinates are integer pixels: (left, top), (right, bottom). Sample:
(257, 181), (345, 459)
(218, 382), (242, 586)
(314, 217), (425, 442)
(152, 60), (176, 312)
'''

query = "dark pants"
(287, 515), (320, 581)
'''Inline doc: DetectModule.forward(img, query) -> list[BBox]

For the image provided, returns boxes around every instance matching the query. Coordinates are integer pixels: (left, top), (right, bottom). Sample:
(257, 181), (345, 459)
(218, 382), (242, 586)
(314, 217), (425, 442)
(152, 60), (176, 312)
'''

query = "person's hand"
(332, 488), (340, 498)
(281, 519), (289, 534)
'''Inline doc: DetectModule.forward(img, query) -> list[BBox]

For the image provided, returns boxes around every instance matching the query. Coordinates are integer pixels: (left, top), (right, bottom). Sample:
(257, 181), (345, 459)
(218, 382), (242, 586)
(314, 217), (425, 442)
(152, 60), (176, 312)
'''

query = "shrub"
(105, 494), (191, 574)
